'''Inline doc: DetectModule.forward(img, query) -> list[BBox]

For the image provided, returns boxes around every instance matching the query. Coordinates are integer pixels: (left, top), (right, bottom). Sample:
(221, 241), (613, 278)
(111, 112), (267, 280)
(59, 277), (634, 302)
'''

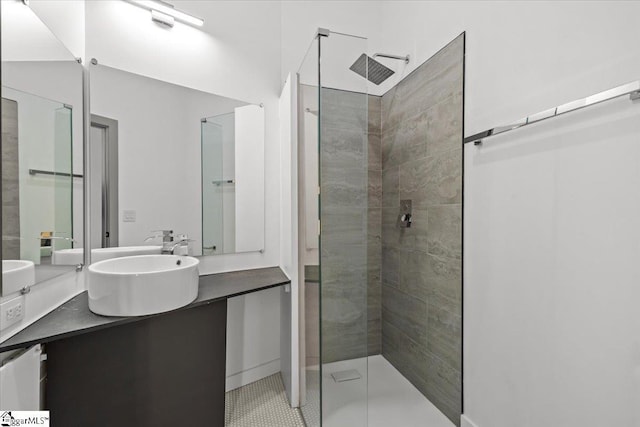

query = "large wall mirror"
(1, 1), (84, 296)
(88, 63), (265, 257)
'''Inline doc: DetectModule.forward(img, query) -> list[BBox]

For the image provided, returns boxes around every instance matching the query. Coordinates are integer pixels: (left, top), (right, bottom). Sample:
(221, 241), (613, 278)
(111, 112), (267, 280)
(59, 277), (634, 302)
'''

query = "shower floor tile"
(226, 356), (454, 427)
(322, 355), (455, 427)
(225, 373), (305, 427)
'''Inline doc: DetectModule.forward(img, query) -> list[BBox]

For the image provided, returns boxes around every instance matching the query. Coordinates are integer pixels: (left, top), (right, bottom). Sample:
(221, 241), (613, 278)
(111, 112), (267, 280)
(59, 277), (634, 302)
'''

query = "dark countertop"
(0, 267), (289, 353)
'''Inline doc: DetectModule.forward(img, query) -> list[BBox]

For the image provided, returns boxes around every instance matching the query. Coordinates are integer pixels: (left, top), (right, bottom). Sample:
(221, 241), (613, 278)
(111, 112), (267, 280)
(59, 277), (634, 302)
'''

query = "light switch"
(123, 210), (136, 223)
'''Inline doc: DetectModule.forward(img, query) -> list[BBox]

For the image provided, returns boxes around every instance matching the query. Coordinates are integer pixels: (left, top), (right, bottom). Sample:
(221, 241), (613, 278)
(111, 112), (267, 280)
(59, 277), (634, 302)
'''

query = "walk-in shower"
(297, 29), (465, 427)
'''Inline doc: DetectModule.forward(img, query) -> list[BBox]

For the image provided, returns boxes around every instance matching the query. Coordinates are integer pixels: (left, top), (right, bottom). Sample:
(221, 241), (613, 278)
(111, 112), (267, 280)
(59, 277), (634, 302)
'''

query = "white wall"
(234, 105), (265, 253)
(225, 286), (282, 391)
(464, 95), (640, 427)
(0, 1), (75, 62)
(278, 73), (299, 405)
(376, 1), (640, 136)
(29, 0), (85, 61)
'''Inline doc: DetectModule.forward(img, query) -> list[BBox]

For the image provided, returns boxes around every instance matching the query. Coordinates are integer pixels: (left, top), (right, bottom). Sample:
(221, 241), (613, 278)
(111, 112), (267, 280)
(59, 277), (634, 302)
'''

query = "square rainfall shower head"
(349, 54), (395, 85)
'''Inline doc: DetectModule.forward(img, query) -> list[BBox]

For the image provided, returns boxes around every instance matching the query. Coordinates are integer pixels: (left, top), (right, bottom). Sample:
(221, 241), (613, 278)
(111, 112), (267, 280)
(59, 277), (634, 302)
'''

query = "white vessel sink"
(2, 260), (36, 295)
(52, 246), (162, 265)
(87, 255), (199, 317)
(51, 248), (83, 265)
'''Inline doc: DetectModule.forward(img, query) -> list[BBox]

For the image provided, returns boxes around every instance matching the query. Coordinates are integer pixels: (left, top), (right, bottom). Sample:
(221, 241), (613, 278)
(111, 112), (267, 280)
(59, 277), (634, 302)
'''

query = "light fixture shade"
(127, 0), (204, 27)
(151, 9), (174, 27)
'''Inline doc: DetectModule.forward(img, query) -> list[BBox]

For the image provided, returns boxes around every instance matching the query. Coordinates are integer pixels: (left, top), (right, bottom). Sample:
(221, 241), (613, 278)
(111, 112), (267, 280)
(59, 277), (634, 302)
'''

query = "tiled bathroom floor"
(225, 373), (305, 427)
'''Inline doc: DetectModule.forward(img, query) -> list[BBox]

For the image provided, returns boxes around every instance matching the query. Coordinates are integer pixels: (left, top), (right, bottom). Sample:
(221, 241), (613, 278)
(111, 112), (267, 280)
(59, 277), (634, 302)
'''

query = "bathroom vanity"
(0, 267), (289, 426)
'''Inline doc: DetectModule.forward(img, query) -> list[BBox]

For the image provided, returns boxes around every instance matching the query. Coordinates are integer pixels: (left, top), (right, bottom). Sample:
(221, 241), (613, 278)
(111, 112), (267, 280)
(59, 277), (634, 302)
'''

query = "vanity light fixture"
(151, 9), (174, 28)
(126, 0), (204, 27)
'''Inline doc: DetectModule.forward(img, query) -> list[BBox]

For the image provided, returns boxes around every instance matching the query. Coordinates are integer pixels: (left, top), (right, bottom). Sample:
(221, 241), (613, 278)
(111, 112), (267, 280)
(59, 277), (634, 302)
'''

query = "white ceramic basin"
(51, 248), (83, 265)
(52, 246), (162, 265)
(2, 260), (35, 295)
(87, 255), (199, 317)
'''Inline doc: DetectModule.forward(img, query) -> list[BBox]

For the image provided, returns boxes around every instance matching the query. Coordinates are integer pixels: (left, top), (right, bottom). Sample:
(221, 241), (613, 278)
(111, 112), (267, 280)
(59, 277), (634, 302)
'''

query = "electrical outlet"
(0, 295), (26, 330)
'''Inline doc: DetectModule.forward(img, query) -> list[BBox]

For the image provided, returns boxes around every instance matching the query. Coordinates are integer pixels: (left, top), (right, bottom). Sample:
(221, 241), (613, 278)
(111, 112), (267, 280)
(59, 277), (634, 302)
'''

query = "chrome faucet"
(163, 238), (192, 255)
(163, 233), (195, 255)
(144, 230), (192, 255)
(145, 229), (174, 244)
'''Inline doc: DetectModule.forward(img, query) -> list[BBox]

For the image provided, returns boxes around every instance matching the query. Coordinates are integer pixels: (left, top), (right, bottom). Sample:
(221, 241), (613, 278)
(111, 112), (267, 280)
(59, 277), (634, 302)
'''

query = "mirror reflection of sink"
(2, 260), (36, 295)
(52, 246), (162, 265)
(87, 255), (199, 317)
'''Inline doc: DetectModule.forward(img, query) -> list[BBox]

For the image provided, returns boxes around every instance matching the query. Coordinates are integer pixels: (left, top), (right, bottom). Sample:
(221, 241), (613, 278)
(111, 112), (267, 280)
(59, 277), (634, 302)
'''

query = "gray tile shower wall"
(380, 34), (464, 425)
(319, 88), (382, 363)
(2, 98), (21, 259)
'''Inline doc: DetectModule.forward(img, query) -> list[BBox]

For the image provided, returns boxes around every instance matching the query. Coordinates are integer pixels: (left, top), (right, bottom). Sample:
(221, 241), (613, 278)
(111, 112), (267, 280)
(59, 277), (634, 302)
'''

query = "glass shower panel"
(201, 114), (230, 255)
(298, 35), (321, 427)
(298, 31), (465, 427)
(319, 31), (369, 427)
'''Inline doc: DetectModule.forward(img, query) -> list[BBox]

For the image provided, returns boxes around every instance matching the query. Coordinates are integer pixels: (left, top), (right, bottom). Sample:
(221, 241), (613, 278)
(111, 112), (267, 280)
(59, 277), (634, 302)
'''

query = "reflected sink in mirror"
(52, 245), (162, 265)
(87, 255), (199, 317)
(2, 260), (35, 295)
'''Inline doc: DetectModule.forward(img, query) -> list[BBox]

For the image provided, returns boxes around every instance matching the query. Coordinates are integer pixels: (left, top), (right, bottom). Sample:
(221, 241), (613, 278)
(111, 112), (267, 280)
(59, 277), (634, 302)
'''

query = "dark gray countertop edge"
(0, 266), (290, 353)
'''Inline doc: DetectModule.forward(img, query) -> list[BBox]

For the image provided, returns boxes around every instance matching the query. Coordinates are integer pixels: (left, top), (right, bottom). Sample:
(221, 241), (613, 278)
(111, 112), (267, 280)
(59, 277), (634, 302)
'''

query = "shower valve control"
(400, 213), (412, 228)
(399, 199), (413, 228)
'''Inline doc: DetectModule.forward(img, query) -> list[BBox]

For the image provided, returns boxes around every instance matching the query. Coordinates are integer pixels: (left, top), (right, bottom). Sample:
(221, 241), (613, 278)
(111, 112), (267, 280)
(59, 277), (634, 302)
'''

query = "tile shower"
(299, 31), (464, 427)
(380, 35), (463, 423)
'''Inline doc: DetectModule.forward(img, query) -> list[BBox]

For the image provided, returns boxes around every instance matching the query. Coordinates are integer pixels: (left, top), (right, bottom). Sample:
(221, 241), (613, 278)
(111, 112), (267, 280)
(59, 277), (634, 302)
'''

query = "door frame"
(90, 114), (118, 248)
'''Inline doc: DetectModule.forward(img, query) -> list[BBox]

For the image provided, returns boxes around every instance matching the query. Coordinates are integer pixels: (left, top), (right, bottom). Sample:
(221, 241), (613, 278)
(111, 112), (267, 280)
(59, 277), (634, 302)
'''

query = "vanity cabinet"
(0, 267), (289, 427)
(46, 299), (227, 426)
